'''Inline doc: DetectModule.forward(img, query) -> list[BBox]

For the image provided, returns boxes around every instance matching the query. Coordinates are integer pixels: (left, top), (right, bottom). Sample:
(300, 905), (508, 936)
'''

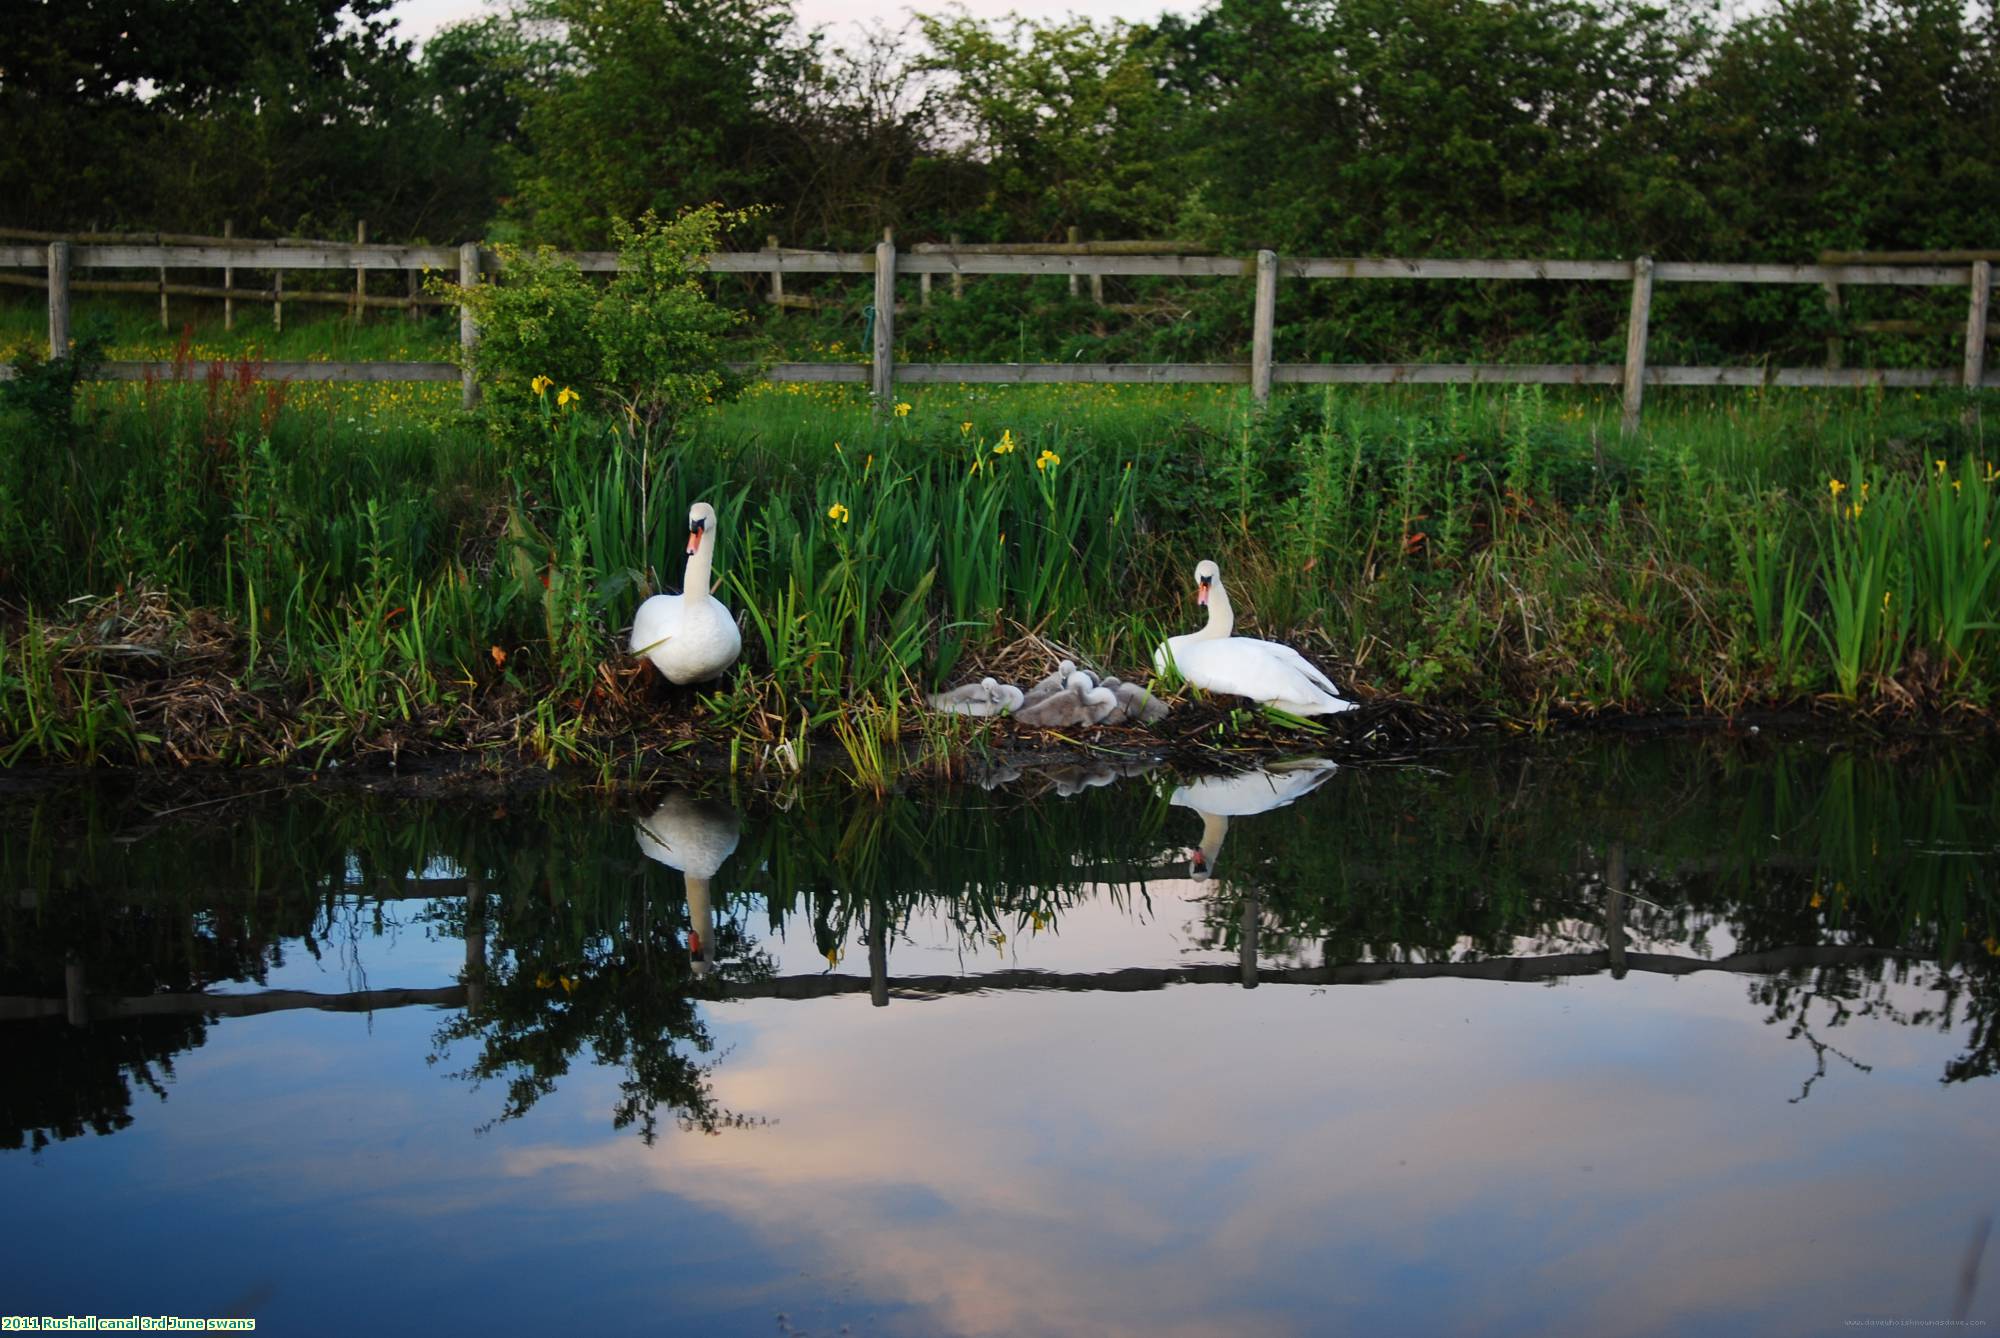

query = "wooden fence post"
(459, 242), (481, 411)
(353, 220), (367, 324)
(872, 236), (896, 406)
(46, 240), (69, 358)
(1822, 277), (1842, 370)
(158, 243), (168, 330)
(1068, 226), (1082, 299)
(406, 266), (419, 323)
(950, 234), (963, 300)
(273, 268), (283, 334)
(1621, 256), (1654, 436)
(767, 234), (783, 307)
(1251, 249), (1277, 404)
(223, 219), (234, 331)
(1965, 260), (1991, 389)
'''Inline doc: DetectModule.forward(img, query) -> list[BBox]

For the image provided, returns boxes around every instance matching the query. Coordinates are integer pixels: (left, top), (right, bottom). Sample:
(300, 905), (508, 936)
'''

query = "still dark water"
(3, 740), (1997, 1337)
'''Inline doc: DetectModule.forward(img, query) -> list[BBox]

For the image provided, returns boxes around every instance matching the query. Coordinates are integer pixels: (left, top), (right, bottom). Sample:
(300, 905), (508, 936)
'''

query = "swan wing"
(630, 593), (683, 656)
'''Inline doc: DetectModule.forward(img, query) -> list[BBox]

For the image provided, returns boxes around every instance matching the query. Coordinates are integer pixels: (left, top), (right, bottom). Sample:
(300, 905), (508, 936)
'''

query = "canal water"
(3, 739), (1997, 1336)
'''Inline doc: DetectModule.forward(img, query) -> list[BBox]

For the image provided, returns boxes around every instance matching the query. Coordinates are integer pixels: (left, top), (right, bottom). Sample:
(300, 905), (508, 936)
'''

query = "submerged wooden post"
(223, 219), (235, 331)
(1251, 249), (1278, 404)
(872, 236), (896, 406)
(46, 240), (69, 358)
(1620, 256), (1654, 436)
(766, 234), (783, 307)
(458, 241), (481, 410)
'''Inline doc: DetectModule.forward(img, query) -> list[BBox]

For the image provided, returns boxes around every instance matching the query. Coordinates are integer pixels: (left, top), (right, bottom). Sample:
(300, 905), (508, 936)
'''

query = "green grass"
(3, 296), (1999, 768)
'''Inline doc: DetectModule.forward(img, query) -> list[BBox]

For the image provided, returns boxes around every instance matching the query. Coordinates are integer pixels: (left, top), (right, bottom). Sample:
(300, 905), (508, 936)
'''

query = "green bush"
(445, 206), (755, 466)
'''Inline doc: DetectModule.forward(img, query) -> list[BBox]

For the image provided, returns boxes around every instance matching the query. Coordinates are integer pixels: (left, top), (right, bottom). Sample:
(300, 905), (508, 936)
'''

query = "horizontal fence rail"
(4, 236), (1992, 427)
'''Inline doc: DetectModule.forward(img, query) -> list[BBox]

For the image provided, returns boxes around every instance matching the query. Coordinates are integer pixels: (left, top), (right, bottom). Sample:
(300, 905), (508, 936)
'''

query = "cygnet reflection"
(635, 792), (742, 978)
(1169, 759), (1338, 881)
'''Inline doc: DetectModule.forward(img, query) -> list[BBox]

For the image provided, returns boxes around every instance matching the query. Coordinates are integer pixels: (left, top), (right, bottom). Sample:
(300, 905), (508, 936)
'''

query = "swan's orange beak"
(1196, 581), (1210, 606)
(688, 928), (704, 955)
(686, 526), (703, 556)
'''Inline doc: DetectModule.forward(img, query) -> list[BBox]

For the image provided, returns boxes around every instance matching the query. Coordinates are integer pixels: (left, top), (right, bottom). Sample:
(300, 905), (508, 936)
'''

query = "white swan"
(635, 792), (742, 979)
(1152, 559), (1354, 715)
(630, 501), (743, 684)
(1170, 759), (1337, 880)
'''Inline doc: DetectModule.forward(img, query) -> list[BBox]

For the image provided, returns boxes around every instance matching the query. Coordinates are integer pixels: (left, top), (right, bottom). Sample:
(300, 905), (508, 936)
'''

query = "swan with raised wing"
(1152, 559), (1353, 716)
(630, 501), (743, 684)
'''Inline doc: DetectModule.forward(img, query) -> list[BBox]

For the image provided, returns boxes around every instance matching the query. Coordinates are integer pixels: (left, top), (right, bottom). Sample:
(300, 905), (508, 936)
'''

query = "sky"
(387, 0), (1187, 45)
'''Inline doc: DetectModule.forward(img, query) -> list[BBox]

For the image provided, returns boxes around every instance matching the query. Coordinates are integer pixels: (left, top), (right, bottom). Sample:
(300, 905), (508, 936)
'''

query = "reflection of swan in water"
(1169, 759), (1337, 881)
(635, 793), (741, 978)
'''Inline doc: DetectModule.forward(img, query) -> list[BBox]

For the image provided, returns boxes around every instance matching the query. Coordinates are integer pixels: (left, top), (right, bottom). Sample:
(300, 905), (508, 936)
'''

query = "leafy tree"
(508, 0), (816, 246)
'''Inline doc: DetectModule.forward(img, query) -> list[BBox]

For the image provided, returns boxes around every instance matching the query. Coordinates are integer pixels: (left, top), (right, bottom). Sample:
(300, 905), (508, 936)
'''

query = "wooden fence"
(3, 232), (1993, 431)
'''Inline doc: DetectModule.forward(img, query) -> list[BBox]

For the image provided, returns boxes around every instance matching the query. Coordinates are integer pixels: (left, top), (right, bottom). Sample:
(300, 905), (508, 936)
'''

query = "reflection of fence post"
(65, 955), (87, 1028)
(1621, 255), (1654, 436)
(1964, 260), (1991, 429)
(458, 242), (481, 411)
(1605, 841), (1629, 980)
(223, 219), (235, 331)
(1251, 249), (1277, 405)
(46, 240), (69, 358)
(869, 899), (888, 1008)
(1239, 892), (1260, 989)
(872, 236), (896, 407)
(464, 883), (486, 1011)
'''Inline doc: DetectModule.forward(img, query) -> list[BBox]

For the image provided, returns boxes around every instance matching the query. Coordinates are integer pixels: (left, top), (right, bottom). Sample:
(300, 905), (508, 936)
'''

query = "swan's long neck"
(684, 529), (718, 596)
(686, 876), (714, 978)
(1198, 578), (1235, 640)
(1197, 812), (1229, 875)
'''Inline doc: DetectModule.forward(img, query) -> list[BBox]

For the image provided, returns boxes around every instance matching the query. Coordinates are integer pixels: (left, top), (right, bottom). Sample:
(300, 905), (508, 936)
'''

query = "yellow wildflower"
(1936, 458), (1948, 475)
(1810, 891), (1824, 908)
(1953, 479), (1963, 494)
(556, 386), (578, 408)
(530, 374), (552, 396)
(827, 502), (850, 524)
(1828, 478), (1846, 501)
(994, 429), (1016, 455)
(1986, 935), (2000, 957)
(894, 401), (912, 417)
(1882, 589), (1893, 611)
(825, 947), (843, 968)
(960, 421), (974, 435)
(1036, 448), (1061, 472)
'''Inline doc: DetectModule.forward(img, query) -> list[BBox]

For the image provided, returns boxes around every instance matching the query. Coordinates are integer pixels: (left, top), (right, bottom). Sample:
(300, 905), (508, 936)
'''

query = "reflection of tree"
(430, 878), (775, 1143)
(0, 1016), (205, 1152)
